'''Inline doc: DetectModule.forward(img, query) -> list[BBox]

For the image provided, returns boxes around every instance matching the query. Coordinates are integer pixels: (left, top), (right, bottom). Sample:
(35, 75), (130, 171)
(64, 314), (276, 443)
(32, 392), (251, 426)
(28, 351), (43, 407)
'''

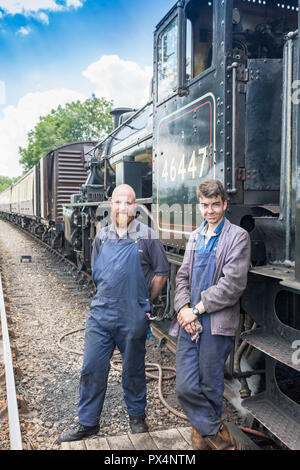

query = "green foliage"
(0, 175), (11, 192)
(19, 94), (114, 171)
(0, 175), (21, 193)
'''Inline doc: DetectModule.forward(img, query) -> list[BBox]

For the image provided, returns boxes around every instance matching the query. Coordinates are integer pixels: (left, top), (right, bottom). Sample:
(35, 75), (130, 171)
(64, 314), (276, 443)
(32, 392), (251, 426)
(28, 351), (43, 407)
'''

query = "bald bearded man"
(58, 185), (169, 443)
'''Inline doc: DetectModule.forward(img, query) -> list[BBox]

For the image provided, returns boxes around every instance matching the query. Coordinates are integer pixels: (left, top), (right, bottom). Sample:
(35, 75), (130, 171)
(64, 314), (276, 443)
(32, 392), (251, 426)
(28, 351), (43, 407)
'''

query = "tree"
(0, 176), (12, 192)
(0, 175), (21, 193)
(19, 94), (114, 171)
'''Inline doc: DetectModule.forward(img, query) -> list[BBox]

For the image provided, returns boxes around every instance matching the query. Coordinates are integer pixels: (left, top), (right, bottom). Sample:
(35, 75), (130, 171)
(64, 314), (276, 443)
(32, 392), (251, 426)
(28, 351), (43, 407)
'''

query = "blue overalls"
(176, 218), (235, 438)
(78, 227), (151, 426)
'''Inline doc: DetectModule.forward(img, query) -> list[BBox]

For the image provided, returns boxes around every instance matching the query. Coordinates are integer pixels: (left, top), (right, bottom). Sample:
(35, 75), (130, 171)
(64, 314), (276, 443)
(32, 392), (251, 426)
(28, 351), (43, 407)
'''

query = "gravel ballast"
(0, 220), (242, 450)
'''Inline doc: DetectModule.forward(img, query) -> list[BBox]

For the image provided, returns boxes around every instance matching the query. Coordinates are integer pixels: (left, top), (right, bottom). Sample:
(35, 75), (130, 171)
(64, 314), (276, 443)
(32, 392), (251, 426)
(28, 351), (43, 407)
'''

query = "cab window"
(232, 0), (298, 60)
(157, 16), (178, 102)
(185, 0), (213, 80)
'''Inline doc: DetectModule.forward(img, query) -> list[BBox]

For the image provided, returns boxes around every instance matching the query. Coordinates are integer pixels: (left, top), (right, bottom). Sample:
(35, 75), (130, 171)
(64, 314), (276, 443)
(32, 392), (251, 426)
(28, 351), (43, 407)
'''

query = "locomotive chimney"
(110, 108), (135, 129)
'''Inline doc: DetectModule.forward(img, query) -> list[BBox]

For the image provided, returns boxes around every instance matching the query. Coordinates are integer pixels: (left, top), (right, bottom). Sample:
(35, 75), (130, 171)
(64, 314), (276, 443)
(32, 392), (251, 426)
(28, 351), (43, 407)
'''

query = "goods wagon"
(0, 141), (96, 249)
(0, 186), (11, 213)
(11, 168), (35, 218)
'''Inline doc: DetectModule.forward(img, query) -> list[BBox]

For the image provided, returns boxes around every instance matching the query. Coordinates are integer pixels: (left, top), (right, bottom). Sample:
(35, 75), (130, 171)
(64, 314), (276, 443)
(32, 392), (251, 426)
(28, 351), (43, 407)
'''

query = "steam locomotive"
(63, 0), (300, 449)
(1, 0), (300, 449)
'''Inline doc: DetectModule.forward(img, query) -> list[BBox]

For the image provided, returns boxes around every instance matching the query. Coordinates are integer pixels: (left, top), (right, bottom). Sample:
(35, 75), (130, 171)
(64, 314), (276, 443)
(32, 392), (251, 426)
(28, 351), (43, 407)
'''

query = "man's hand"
(177, 307), (197, 333)
(150, 275), (168, 301)
(183, 321), (197, 335)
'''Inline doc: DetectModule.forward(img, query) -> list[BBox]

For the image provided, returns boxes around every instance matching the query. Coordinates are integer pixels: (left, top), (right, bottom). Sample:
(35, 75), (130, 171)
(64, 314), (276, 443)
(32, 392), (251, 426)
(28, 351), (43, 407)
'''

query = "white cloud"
(0, 88), (86, 178)
(37, 11), (49, 24)
(0, 0), (84, 15)
(0, 1), (61, 14)
(82, 55), (153, 109)
(0, 55), (153, 178)
(66, 0), (83, 7)
(17, 26), (31, 35)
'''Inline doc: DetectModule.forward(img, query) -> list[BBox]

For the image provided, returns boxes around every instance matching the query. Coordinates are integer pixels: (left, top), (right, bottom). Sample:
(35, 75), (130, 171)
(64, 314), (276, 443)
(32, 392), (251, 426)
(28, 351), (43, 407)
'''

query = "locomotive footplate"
(241, 265), (300, 449)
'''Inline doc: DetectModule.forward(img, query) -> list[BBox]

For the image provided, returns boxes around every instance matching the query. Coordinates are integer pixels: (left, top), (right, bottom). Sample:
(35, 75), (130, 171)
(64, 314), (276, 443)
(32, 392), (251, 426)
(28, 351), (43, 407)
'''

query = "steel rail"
(0, 274), (23, 450)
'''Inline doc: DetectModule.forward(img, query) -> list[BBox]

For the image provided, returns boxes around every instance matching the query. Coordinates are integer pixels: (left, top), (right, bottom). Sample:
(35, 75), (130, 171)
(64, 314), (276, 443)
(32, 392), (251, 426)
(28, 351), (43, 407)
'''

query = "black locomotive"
(1, 0), (300, 449)
(63, 0), (300, 449)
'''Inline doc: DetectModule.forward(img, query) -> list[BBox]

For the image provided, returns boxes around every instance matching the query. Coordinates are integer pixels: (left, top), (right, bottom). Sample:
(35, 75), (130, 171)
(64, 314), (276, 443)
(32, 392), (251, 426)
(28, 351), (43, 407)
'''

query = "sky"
(0, 0), (175, 178)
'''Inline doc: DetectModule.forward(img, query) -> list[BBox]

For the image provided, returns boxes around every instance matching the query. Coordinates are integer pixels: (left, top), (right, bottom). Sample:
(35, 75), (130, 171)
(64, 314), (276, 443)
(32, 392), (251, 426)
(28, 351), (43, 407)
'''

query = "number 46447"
(161, 146), (208, 183)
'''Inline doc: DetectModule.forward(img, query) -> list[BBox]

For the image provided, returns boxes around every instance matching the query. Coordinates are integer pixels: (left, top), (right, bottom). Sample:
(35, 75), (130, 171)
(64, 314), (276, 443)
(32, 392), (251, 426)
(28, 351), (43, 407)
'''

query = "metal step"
(241, 327), (300, 372)
(242, 392), (300, 450)
(241, 356), (300, 450)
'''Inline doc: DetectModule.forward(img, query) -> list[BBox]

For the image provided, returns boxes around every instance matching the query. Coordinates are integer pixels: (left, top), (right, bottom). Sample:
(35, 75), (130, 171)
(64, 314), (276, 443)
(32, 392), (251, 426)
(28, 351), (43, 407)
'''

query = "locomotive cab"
(152, 0), (298, 260)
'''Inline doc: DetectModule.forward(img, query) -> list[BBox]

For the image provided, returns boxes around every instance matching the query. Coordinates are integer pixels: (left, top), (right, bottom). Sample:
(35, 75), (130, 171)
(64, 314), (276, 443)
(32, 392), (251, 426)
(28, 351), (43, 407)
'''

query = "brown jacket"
(174, 218), (251, 336)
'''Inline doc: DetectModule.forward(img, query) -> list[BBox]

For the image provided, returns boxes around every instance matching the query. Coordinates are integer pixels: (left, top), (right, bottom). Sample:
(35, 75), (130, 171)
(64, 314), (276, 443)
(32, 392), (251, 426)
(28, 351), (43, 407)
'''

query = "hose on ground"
(58, 328), (188, 420)
(58, 328), (275, 443)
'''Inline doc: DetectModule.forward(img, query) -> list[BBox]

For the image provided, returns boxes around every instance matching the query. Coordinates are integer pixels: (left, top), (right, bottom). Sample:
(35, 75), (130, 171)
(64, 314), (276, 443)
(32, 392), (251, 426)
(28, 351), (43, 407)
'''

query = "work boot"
(206, 422), (236, 450)
(57, 423), (99, 443)
(188, 427), (211, 450)
(129, 415), (148, 434)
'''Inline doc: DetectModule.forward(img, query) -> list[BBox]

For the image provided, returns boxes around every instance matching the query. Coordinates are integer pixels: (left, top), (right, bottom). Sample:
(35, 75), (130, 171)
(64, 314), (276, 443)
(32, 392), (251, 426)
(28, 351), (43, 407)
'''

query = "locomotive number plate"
(156, 93), (216, 236)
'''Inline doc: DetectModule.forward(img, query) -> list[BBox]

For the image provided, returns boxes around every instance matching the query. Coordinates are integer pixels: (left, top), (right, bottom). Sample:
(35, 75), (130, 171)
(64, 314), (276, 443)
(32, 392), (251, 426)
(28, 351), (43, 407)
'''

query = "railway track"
(0, 269), (22, 450)
(0, 219), (191, 449)
(14, 223), (95, 287)
(3, 218), (179, 346)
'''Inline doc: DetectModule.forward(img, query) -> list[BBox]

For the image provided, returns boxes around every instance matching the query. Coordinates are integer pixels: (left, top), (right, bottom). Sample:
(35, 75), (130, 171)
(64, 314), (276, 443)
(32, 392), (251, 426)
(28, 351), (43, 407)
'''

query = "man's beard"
(113, 212), (134, 228)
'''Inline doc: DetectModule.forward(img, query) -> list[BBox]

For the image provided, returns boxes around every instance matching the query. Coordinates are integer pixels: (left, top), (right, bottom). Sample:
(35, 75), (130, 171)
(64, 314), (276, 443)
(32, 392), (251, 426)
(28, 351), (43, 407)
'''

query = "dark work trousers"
(176, 250), (235, 438)
(78, 235), (151, 427)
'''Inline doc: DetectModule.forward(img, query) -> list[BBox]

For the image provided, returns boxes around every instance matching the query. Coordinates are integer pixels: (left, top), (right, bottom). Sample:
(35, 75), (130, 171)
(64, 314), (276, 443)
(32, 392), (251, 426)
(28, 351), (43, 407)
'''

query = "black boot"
(129, 415), (148, 434)
(58, 423), (99, 443)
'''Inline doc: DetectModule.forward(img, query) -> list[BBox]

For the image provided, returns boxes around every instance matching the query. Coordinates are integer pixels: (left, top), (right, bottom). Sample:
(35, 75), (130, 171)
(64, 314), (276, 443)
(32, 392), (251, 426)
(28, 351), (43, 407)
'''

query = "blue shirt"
(196, 217), (225, 254)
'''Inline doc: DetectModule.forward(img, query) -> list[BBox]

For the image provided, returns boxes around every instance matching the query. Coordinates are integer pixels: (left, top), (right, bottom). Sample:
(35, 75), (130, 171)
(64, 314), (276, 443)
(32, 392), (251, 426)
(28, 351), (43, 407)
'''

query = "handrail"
(85, 100), (153, 159)
(227, 61), (239, 195)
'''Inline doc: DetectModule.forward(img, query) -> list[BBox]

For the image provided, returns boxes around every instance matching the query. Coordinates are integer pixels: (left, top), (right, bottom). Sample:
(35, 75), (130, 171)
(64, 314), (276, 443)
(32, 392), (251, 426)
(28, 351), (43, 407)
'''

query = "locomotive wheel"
(42, 231), (50, 244)
(51, 233), (63, 253)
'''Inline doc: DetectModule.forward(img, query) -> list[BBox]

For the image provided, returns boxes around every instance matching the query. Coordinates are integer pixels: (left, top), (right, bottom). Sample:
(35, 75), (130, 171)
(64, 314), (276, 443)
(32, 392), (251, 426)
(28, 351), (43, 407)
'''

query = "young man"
(58, 184), (169, 443)
(174, 179), (251, 450)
